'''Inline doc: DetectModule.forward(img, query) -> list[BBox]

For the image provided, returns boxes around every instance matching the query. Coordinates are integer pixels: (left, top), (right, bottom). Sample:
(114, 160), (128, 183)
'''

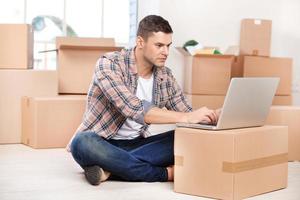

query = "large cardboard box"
(185, 94), (224, 110)
(177, 48), (234, 95)
(244, 56), (293, 95)
(0, 24), (33, 69)
(239, 19), (272, 56)
(21, 95), (86, 148)
(174, 126), (288, 200)
(56, 37), (122, 94)
(266, 106), (300, 161)
(273, 95), (292, 105)
(0, 70), (58, 143)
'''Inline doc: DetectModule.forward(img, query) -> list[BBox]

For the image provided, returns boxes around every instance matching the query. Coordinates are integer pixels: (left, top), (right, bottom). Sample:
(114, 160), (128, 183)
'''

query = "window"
(0, 0), (137, 69)
(129, 0), (138, 47)
(26, 0), (65, 69)
(103, 0), (129, 44)
(65, 0), (103, 38)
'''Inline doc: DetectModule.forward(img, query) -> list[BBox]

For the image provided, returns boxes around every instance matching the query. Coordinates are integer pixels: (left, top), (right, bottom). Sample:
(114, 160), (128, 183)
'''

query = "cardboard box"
(273, 95), (292, 105)
(177, 47), (234, 95)
(0, 24), (33, 69)
(266, 106), (300, 161)
(239, 19), (272, 56)
(56, 37), (123, 94)
(244, 56), (293, 95)
(56, 36), (115, 47)
(185, 94), (225, 110)
(21, 95), (86, 148)
(0, 70), (58, 143)
(174, 126), (288, 200)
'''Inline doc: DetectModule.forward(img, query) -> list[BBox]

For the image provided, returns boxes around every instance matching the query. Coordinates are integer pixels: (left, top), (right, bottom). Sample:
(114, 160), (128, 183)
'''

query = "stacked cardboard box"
(243, 56), (293, 104)
(239, 19), (272, 56)
(0, 24), (58, 144)
(174, 19), (292, 199)
(56, 37), (122, 94)
(178, 19), (293, 110)
(226, 19), (273, 79)
(174, 126), (288, 199)
(266, 106), (300, 161)
(19, 36), (120, 148)
(0, 25), (119, 148)
(21, 96), (86, 148)
(0, 24), (33, 69)
(237, 19), (293, 105)
(176, 47), (234, 109)
(0, 70), (58, 143)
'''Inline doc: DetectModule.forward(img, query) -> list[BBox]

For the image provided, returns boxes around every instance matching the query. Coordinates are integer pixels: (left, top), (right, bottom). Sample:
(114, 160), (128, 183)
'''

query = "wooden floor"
(0, 144), (299, 200)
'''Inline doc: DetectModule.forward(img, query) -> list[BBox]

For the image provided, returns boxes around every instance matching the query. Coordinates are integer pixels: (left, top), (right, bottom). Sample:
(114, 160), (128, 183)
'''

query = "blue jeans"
(70, 130), (174, 182)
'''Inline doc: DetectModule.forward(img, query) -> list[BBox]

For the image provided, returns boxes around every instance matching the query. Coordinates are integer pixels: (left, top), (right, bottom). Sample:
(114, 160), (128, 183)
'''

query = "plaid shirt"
(76, 48), (192, 139)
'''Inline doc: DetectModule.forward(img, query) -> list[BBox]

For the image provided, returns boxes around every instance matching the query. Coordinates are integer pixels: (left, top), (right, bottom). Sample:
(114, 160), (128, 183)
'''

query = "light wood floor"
(0, 144), (299, 200)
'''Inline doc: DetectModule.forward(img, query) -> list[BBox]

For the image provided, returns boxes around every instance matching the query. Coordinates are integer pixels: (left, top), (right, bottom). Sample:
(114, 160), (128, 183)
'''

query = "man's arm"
(144, 107), (219, 125)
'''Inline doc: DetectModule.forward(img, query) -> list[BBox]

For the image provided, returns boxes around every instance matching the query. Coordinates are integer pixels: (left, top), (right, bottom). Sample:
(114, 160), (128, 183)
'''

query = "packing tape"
(253, 49), (259, 55)
(223, 153), (288, 173)
(175, 153), (287, 171)
(175, 155), (184, 166)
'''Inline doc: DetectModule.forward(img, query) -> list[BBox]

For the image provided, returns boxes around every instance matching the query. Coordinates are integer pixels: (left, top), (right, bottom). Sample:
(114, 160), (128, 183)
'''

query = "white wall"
(138, 0), (300, 105)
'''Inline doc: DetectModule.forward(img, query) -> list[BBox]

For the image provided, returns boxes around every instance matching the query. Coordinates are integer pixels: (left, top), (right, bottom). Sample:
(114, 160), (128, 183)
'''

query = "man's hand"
(215, 108), (222, 119)
(182, 107), (221, 124)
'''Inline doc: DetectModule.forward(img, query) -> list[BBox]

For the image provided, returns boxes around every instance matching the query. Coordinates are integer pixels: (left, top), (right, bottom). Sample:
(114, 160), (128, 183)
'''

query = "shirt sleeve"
(165, 72), (193, 112)
(94, 56), (155, 125)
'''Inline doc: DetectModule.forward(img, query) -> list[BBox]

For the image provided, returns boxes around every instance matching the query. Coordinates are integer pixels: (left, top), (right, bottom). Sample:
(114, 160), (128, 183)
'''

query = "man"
(69, 15), (219, 186)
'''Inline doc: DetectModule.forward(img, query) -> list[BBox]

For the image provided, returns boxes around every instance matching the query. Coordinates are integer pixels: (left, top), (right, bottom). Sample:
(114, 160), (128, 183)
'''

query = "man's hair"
(137, 15), (173, 40)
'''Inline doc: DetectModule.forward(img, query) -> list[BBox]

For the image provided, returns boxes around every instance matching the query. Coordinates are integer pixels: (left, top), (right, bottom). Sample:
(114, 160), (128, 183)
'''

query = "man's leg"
(107, 130), (175, 181)
(127, 130), (174, 167)
(129, 130), (175, 181)
(70, 131), (168, 183)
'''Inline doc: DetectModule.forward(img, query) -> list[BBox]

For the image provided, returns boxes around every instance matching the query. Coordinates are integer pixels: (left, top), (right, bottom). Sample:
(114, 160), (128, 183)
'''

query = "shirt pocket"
(156, 82), (172, 108)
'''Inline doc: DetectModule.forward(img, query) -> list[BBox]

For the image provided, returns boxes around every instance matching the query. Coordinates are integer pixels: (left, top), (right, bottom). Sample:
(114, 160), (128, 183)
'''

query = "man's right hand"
(183, 107), (219, 124)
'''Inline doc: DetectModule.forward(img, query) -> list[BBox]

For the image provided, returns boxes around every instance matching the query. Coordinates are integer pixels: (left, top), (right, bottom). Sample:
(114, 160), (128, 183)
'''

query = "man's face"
(137, 32), (172, 67)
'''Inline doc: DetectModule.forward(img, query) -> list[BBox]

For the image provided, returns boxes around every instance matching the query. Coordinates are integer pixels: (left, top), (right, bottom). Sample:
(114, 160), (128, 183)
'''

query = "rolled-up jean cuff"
(135, 100), (155, 125)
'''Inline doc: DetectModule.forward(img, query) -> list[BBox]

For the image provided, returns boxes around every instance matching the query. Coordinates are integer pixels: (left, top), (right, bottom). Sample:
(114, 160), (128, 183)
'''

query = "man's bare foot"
(166, 165), (174, 181)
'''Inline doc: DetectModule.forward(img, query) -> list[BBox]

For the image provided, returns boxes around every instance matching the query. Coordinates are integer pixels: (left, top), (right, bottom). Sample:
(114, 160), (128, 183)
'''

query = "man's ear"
(136, 36), (144, 48)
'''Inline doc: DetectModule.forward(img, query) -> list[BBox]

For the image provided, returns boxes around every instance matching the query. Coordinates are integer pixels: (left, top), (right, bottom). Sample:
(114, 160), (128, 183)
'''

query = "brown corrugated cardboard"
(56, 37), (123, 94)
(266, 106), (300, 161)
(56, 36), (115, 48)
(0, 70), (58, 143)
(244, 56), (293, 95)
(231, 55), (244, 77)
(174, 126), (288, 200)
(239, 19), (272, 56)
(177, 47), (234, 95)
(185, 94), (224, 109)
(0, 24), (33, 69)
(21, 95), (86, 149)
(273, 96), (293, 105)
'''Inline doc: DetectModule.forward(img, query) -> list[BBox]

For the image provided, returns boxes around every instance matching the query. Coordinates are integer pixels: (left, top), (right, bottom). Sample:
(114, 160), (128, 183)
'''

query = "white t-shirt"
(112, 74), (154, 140)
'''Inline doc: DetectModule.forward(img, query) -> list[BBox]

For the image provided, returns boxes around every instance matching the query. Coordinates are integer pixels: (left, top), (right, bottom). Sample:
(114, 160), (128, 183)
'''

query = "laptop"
(177, 77), (279, 130)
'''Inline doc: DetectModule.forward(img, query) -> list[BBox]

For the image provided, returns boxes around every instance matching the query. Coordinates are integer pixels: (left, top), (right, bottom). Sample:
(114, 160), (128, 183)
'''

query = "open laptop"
(177, 77), (279, 130)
